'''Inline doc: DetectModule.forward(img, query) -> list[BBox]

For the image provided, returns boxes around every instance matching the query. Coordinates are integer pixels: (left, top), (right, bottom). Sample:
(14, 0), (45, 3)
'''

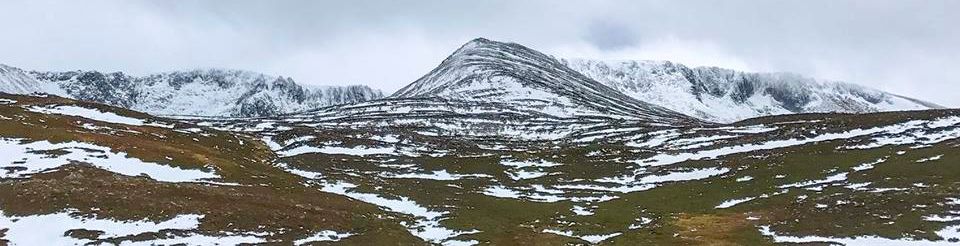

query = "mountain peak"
(445, 37), (523, 61)
(458, 37), (506, 49)
(464, 37), (494, 46)
(390, 38), (696, 123)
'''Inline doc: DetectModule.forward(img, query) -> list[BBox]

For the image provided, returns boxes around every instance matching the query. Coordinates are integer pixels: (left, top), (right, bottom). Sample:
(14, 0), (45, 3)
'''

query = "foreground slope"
(0, 93), (419, 245)
(4, 92), (960, 245)
(200, 99), (960, 245)
(564, 59), (940, 123)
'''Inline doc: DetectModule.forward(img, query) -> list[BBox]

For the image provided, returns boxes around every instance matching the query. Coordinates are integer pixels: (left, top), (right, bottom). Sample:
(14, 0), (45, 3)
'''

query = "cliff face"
(564, 59), (938, 123)
(27, 69), (384, 117)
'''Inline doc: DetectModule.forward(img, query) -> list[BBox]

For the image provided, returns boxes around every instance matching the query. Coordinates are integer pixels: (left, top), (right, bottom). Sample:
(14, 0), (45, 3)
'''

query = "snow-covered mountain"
(563, 59), (940, 123)
(391, 38), (695, 123)
(276, 38), (701, 140)
(3, 38), (943, 122)
(17, 68), (384, 117)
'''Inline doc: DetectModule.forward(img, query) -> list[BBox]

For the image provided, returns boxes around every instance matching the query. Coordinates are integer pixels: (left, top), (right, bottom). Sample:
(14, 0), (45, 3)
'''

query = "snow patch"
(384, 170), (491, 181)
(0, 138), (218, 183)
(279, 145), (397, 157)
(759, 225), (960, 245)
(294, 230), (354, 245)
(917, 155), (944, 163)
(0, 210), (262, 245)
(26, 105), (154, 127)
(321, 181), (477, 244)
(715, 197), (756, 209)
(541, 229), (622, 244)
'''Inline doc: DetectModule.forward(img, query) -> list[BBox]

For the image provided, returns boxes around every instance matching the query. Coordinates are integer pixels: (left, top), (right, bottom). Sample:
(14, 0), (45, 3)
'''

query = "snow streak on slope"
(0, 138), (219, 183)
(0, 210), (274, 245)
(26, 105), (165, 127)
(319, 181), (480, 245)
(563, 59), (939, 123)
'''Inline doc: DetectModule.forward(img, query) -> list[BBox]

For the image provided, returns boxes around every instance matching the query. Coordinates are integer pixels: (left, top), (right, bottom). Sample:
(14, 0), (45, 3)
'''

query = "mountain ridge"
(0, 64), (384, 117)
(1, 38), (946, 122)
(563, 58), (940, 123)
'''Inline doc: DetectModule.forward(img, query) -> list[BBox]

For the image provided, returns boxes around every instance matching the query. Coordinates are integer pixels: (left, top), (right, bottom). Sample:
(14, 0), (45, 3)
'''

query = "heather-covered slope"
(198, 95), (960, 245)
(0, 93), (419, 244)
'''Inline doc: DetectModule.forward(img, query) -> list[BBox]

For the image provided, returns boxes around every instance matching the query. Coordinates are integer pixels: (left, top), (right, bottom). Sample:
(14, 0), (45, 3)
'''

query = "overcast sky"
(1, 0), (957, 106)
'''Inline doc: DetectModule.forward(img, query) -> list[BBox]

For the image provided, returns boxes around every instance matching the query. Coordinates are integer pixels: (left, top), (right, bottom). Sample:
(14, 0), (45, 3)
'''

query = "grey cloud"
(583, 20), (639, 51)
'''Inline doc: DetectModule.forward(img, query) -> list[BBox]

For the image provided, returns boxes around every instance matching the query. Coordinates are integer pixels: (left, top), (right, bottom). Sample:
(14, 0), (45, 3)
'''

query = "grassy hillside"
(2, 93), (959, 245)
